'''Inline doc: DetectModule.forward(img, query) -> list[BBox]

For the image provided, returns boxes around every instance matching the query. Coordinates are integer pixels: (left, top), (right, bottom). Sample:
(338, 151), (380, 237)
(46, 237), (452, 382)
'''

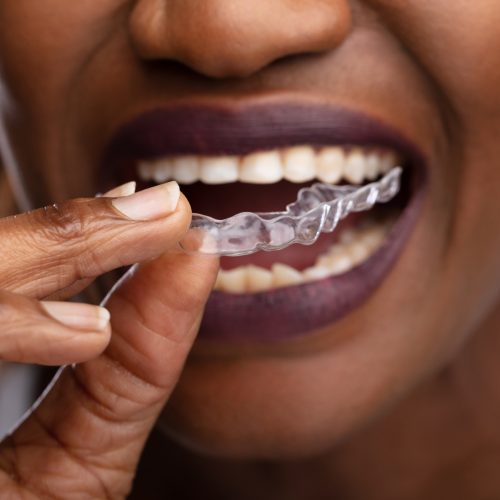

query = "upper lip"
(101, 99), (426, 186)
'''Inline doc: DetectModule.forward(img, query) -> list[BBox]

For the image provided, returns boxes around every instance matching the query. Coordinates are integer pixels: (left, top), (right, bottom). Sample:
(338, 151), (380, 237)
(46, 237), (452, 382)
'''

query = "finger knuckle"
(27, 199), (105, 273)
(33, 199), (92, 246)
(20, 199), (116, 281)
(34, 200), (108, 280)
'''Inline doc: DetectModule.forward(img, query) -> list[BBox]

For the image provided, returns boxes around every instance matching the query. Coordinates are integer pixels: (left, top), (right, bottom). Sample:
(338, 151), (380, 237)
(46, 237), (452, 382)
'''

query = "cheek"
(447, 147), (500, 322)
(0, 3), (122, 112)
(371, 1), (500, 110)
(0, 2), (125, 202)
(369, 0), (500, 339)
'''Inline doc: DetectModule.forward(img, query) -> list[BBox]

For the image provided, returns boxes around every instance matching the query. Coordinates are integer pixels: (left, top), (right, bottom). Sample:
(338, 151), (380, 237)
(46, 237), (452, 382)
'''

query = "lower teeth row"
(213, 217), (392, 294)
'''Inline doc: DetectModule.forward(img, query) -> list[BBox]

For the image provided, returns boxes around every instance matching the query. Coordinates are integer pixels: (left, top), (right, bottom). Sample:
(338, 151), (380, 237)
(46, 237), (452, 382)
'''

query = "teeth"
(271, 263), (303, 287)
(347, 241), (371, 265)
(282, 146), (317, 183)
(213, 218), (391, 294)
(239, 151), (283, 184)
(138, 161), (155, 181)
(216, 267), (247, 293)
(324, 254), (354, 275)
(339, 228), (357, 245)
(365, 152), (381, 181)
(302, 266), (332, 282)
(360, 226), (386, 250)
(316, 147), (344, 183)
(246, 265), (273, 292)
(380, 151), (398, 174)
(152, 159), (173, 183)
(172, 156), (199, 184)
(137, 145), (402, 185)
(200, 156), (239, 184)
(343, 148), (366, 185)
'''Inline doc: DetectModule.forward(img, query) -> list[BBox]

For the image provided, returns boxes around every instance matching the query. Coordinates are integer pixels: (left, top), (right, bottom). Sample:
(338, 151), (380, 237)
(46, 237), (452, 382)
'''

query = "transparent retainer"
(179, 167), (402, 257)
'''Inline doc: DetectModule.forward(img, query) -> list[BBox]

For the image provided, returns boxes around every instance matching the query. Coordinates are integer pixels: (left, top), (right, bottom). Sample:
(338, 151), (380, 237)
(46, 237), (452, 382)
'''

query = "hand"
(0, 181), (219, 498)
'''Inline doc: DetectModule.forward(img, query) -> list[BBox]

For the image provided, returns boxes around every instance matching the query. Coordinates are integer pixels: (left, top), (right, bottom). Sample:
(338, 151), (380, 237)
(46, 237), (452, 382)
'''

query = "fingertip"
(5, 325), (113, 366)
(175, 192), (194, 227)
(61, 321), (113, 364)
(152, 191), (194, 247)
(70, 326), (112, 362)
(42, 302), (111, 332)
(102, 181), (137, 198)
(111, 181), (180, 221)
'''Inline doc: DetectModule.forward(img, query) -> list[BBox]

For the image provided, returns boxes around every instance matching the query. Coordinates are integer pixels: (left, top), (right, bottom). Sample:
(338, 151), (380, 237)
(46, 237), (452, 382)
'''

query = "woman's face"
(2, 1), (500, 459)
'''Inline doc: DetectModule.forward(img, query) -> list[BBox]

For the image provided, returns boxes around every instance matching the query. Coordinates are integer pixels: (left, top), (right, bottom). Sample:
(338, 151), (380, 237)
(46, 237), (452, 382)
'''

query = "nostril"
(129, 0), (352, 80)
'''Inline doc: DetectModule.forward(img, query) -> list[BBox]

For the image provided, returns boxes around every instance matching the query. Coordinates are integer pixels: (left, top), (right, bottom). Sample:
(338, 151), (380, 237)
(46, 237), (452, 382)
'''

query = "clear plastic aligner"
(179, 167), (402, 257)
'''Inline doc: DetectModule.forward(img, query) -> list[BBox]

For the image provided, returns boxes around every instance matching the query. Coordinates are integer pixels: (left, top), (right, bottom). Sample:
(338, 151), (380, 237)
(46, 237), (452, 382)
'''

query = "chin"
(159, 397), (351, 461)
(157, 341), (413, 461)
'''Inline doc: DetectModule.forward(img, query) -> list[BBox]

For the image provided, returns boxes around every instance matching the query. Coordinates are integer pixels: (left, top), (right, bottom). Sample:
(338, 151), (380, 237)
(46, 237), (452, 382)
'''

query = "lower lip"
(198, 169), (427, 343)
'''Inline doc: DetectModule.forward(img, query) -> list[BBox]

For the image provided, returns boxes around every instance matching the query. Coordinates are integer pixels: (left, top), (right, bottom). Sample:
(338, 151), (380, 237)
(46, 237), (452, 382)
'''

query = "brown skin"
(1, 0), (500, 498)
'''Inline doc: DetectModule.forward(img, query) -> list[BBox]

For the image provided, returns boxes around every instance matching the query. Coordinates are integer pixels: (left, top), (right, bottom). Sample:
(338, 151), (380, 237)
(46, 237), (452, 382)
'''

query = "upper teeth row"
(137, 146), (401, 185)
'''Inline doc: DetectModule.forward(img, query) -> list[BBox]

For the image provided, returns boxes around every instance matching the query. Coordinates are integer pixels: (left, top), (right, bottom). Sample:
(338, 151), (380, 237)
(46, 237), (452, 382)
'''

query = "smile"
(101, 102), (428, 343)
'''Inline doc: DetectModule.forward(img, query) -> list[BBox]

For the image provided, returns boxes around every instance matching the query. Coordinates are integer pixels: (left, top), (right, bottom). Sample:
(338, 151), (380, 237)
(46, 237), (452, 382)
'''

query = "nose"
(129, 0), (351, 79)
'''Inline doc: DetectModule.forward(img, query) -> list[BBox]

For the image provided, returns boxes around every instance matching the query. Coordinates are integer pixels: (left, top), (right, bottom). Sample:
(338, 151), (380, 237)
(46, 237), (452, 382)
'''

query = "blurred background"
(0, 165), (15, 216)
(0, 166), (42, 435)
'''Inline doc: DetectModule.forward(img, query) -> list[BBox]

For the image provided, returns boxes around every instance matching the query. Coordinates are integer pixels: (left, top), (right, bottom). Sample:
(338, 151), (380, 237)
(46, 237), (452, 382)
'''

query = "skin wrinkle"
(78, 345), (171, 419)
(0, 444), (37, 500)
(0, 1), (500, 499)
(24, 413), (115, 500)
(60, 372), (156, 483)
(1, 438), (86, 500)
(25, 371), (150, 497)
(105, 297), (186, 390)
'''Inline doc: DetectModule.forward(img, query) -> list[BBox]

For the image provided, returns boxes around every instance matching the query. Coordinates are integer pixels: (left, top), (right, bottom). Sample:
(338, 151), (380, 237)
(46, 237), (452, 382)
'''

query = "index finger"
(0, 181), (190, 298)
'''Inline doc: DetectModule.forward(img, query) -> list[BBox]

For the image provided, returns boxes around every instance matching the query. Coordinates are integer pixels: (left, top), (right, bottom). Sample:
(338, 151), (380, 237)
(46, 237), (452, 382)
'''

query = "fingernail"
(111, 181), (180, 221)
(103, 181), (137, 198)
(42, 301), (111, 331)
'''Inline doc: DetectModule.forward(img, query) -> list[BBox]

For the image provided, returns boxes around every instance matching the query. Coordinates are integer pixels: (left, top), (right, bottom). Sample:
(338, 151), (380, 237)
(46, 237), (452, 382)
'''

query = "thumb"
(0, 251), (218, 498)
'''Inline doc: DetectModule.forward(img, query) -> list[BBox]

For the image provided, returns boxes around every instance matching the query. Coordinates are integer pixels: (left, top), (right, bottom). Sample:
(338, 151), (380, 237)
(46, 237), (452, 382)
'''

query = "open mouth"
(101, 102), (428, 343)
